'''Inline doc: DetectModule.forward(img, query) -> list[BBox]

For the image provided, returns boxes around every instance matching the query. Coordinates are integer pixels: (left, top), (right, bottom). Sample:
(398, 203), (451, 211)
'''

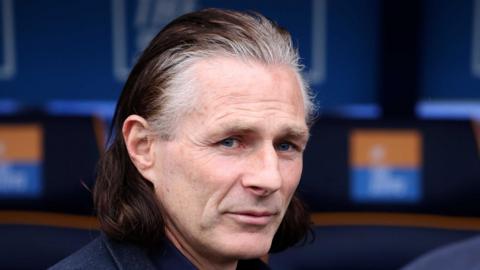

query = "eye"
(276, 142), (294, 152)
(219, 138), (238, 148)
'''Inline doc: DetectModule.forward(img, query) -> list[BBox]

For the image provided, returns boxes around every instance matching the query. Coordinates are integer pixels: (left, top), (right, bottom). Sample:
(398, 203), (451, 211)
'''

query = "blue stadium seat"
(271, 118), (480, 269)
(0, 115), (104, 214)
(0, 115), (104, 268)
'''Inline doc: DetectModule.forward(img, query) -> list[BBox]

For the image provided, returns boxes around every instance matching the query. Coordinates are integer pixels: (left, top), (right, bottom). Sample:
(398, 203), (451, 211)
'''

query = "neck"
(165, 227), (238, 270)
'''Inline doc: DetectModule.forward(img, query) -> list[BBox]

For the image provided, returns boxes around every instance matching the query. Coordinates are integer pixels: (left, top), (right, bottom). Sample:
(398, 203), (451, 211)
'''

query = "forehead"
(184, 57), (307, 132)
(194, 57), (301, 97)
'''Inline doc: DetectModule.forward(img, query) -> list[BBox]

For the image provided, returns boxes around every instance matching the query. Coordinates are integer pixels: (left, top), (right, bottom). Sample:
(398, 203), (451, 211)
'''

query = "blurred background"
(0, 0), (479, 269)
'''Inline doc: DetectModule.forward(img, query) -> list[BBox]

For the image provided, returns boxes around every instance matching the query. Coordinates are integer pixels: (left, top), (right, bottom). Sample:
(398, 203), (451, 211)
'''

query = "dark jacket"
(49, 234), (270, 270)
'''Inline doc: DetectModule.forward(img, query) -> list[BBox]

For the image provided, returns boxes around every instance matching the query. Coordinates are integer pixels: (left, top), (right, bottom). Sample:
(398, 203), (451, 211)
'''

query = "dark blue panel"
(421, 0), (480, 100)
(0, 0), (379, 113)
(0, 0), (120, 103)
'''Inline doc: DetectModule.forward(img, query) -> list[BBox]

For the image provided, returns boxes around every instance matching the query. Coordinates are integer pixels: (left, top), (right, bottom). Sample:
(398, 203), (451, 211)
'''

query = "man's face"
(149, 57), (308, 262)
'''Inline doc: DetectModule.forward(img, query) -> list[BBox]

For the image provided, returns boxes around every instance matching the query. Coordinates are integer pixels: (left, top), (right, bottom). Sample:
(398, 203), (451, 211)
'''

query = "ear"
(123, 115), (157, 181)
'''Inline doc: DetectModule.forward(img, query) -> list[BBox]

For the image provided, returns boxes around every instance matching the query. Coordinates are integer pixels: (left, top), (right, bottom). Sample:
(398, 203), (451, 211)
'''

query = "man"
(51, 8), (315, 269)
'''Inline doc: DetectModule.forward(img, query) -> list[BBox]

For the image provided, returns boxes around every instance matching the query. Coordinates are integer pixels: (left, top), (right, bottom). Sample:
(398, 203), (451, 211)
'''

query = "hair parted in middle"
(94, 8), (315, 252)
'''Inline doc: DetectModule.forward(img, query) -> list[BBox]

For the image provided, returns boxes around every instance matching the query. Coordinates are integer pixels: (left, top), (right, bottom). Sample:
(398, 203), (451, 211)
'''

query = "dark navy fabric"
(49, 235), (155, 270)
(149, 239), (270, 270)
(49, 234), (270, 269)
(148, 239), (197, 270)
(401, 235), (480, 270)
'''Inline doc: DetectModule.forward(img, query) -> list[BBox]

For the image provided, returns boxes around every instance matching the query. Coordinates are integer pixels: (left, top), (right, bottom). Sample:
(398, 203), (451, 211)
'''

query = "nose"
(241, 144), (282, 197)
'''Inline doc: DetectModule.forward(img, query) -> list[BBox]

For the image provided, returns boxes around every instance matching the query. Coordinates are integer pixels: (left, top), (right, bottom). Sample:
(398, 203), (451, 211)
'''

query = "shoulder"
(402, 235), (480, 270)
(49, 236), (115, 270)
(49, 234), (157, 270)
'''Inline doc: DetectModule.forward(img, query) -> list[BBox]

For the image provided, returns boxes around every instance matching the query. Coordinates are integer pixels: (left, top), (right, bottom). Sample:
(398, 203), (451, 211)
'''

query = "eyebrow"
(216, 122), (310, 142)
(277, 126), (310, 145)
(216, 122), (258, 136)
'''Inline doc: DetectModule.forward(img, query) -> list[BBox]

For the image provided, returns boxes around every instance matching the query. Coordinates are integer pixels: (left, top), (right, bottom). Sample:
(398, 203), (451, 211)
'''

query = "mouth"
(226, 210), (277, 226)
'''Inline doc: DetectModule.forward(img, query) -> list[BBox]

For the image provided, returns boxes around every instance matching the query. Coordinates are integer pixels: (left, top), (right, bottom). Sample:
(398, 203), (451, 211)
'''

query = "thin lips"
(229, 210), (277, 217)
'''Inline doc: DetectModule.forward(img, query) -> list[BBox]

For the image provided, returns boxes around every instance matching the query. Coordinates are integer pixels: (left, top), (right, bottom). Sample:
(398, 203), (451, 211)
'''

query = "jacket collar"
(100, 234), (196, 270)
(100, 234), (269, 270)
(101, 234), (157, 270)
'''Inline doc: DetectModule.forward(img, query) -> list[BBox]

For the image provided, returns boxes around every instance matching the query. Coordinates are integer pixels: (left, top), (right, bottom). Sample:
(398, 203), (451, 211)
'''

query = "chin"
(222, 232), (274, 259)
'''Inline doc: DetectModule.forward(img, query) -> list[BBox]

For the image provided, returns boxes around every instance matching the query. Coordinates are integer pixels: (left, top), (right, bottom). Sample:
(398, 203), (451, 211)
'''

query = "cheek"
(192, 157), (249, 217)
(157, 149), (239, 216)
(198, 157), (242, 198)
(280, 159), (303, 195)
(152, 145), (203, 215)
